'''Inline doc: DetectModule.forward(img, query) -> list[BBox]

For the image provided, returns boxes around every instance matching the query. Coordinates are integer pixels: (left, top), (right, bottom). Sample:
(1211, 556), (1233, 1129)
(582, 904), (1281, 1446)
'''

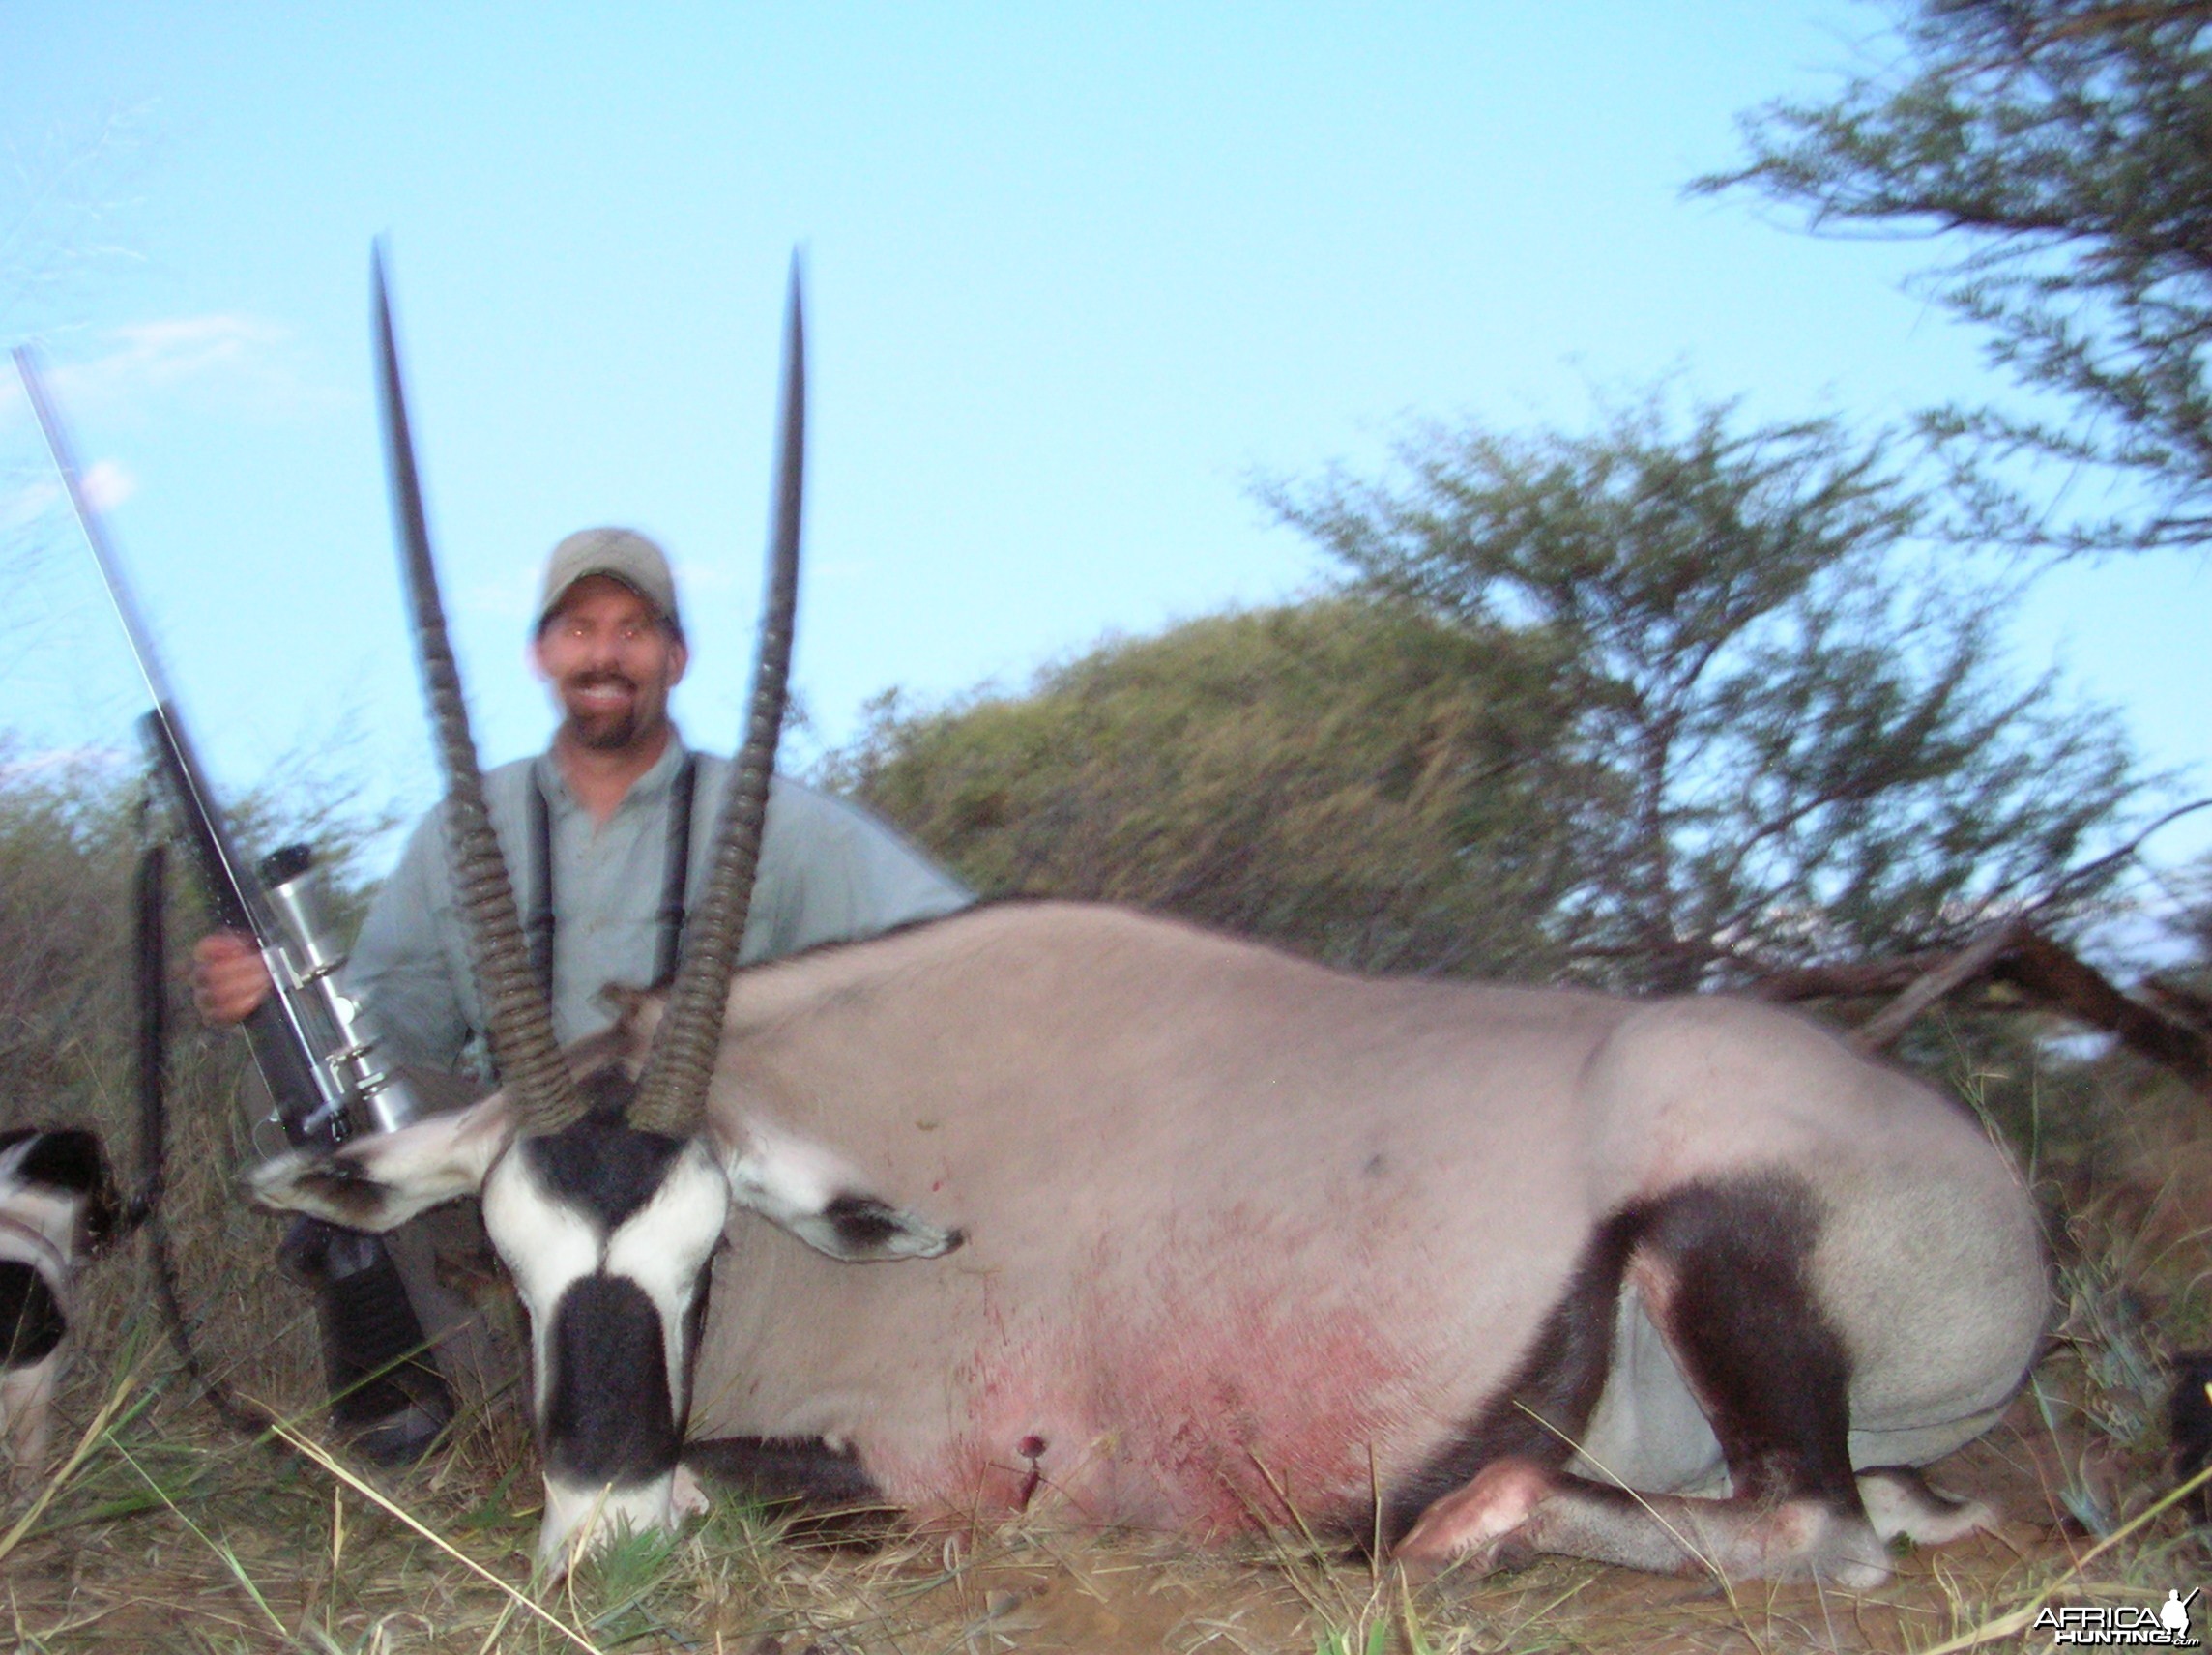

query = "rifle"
(14, 345), (451, 1454)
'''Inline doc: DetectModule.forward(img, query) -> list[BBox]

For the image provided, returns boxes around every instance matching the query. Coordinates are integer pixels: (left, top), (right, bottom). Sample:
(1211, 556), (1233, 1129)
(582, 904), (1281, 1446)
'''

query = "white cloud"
(0, 460), (136, 530)
(81, 458), (135, 510)
(9, 313), (334, 422)
(73, 314), (289, 389)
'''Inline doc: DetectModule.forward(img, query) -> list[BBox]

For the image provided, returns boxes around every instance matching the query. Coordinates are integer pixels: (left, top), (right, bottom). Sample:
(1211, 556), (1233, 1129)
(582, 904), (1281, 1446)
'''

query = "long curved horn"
(373, 243), (586, 1132)
(627, 256), (804, 1136)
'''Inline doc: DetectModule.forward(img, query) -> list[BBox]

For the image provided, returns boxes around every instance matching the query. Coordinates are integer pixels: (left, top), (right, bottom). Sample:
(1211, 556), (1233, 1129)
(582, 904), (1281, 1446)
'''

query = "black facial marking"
(578, 1064), (638, 1120)
(684, 1435), (882, 1507)
(294, 1162), (393, 1228)
(1383, 1175), (1855, 1547)
(10, 1128), (107, 1196)
(822, 1194), (911, 1253)
(543, 1273), (683, 1485)
(6, 1129), (122, 1255)
(0, 1261), (65, 1368)
(523, 1116), (685, 1234)
(814, 1193), (966, 1257)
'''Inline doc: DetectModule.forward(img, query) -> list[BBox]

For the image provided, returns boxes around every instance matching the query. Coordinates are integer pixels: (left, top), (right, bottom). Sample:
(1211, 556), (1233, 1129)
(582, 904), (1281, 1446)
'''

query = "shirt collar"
(533, 727), (691, 816)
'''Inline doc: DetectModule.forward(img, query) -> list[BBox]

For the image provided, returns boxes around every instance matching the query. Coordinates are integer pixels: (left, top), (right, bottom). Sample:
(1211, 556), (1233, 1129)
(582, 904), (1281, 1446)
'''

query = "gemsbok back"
(254, 256), (2047, 1584)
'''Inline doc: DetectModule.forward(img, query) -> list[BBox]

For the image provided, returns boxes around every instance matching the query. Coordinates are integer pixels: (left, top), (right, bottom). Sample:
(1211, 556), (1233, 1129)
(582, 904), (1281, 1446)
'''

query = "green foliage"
(1264, 394), (2146, 989)
(1702, 0), (2212, 557)
(828, 600), (1586, 978)
(0, 737), (395, 1127)
(0, 749), (145, 1110)
(567, 1520), (688, 1640)
(842, 396), (2146, 993)
(1314, 1621), (1390, 1655)
(0, 736), (401, 1434)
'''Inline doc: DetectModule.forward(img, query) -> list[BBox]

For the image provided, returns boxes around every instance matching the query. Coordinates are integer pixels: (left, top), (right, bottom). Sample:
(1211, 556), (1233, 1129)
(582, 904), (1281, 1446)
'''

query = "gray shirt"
(349, 738), (971, 1071)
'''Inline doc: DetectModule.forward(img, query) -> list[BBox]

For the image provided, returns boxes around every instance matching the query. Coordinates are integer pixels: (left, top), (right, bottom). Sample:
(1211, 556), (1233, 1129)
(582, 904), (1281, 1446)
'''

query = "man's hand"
(192, 931), (273, 1026)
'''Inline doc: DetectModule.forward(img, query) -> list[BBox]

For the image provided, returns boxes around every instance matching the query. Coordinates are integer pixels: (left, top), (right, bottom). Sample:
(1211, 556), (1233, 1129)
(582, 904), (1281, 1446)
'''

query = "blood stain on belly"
(907, 1222), (1440, 1538)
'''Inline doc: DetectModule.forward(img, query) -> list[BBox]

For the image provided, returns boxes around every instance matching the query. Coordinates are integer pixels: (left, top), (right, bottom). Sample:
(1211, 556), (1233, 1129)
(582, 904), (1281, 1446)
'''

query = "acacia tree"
(1265, 395), (2144, 992)
(1701, 0), (2212, 557)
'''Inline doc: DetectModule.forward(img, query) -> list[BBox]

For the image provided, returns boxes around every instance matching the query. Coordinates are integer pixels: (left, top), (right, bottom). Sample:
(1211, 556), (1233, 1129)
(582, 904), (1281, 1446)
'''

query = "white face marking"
(0, 1139), (91, 1263)
(723, 1119), (960, 1260)
(538, 1469), (684, 1578)
(480, 1150), (604, 1417)
(601, 1142), (730, 1421)
(447, 1115), (937, 1570)
(723, 1118), (846, 1225)
(248, 1095), (514, 1231)
(0, 1183), (75, 1267)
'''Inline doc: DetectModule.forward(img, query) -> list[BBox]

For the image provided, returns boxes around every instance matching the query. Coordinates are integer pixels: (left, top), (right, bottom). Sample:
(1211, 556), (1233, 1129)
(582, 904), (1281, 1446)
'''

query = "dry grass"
(6, 1049), (2207, 1653)
(4, 1366), (2204, 1655)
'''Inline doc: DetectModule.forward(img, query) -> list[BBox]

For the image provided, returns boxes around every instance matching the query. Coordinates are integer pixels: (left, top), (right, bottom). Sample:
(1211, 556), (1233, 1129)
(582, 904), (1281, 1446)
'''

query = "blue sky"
(4, 3), (2207, 880)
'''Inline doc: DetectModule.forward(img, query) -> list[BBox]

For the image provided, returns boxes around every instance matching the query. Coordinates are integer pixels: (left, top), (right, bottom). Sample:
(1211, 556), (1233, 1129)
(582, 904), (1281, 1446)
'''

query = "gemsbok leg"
(1393, 1176), (1993, 1587)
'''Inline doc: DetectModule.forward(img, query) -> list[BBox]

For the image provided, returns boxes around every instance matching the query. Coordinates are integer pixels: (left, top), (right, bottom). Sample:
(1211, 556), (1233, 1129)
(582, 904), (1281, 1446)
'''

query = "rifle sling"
(526, 752), (698, 1005)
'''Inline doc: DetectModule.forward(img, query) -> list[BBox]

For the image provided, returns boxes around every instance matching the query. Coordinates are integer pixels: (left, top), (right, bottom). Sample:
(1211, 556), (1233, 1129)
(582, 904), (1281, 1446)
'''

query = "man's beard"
(560, 672), (655, 750)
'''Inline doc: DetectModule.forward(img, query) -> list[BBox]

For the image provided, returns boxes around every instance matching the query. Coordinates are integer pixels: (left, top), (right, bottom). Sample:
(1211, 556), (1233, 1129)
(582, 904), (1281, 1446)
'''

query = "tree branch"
(1849, 918), (2030, 1053)
(1994, 930), (2212, 1088)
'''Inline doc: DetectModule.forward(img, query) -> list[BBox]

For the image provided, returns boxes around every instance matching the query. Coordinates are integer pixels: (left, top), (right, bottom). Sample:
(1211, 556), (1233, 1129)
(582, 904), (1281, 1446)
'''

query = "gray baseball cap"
(537, 527), (683, 639)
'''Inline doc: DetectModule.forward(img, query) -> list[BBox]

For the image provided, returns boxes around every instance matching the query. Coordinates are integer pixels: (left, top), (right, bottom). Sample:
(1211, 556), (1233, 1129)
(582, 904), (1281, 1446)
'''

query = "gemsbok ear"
(249, 1094), (516, 1232)
(720, 1118), (966, 1263)
(593, 984), (666, 1057)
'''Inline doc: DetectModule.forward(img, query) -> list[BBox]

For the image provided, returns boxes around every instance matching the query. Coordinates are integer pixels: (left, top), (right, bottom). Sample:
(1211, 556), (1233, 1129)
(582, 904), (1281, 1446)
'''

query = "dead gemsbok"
(255, 254), (2047, 1584)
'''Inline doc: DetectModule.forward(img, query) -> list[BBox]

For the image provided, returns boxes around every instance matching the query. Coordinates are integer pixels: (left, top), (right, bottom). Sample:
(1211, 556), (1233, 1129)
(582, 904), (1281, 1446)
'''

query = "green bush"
(828, 599), (1590, 980)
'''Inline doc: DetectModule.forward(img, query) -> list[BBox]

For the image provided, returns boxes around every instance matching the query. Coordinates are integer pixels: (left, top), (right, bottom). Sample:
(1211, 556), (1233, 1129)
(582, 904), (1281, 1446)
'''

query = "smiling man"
(192, 526), (970, 1458)
(201, 525), (969, 1061)
(343, 526), (970, 1057)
